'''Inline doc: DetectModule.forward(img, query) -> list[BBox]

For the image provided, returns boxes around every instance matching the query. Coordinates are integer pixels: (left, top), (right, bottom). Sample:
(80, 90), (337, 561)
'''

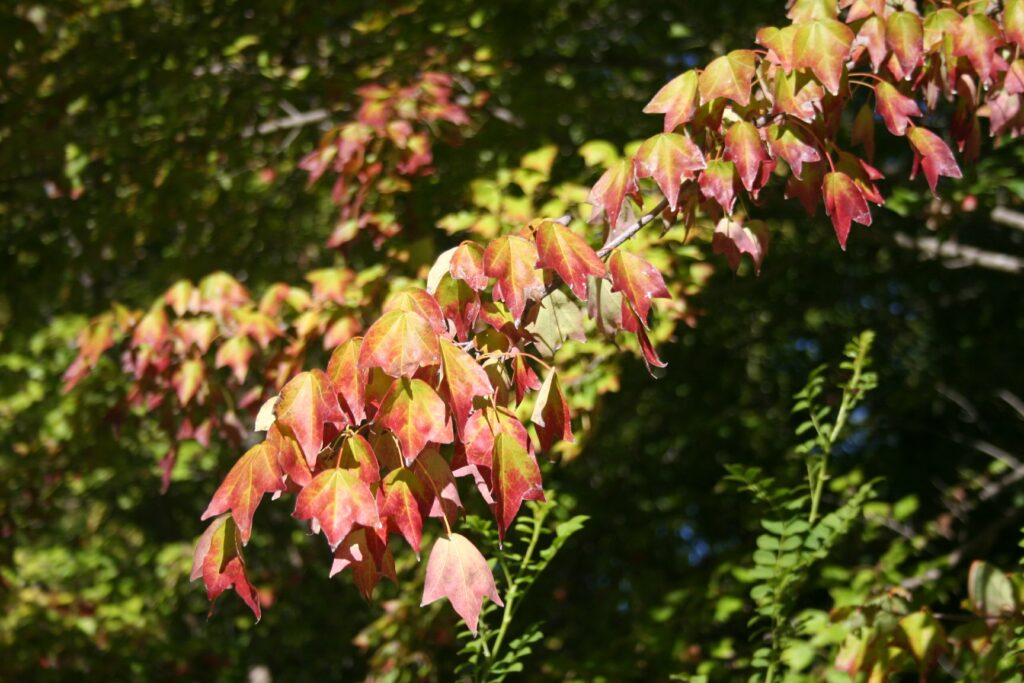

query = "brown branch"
(595, 198), (670, 259)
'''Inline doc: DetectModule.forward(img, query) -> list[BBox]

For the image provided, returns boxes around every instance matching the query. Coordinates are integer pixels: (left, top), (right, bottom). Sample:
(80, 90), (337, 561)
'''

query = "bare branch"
(893, 233), (1024, 274)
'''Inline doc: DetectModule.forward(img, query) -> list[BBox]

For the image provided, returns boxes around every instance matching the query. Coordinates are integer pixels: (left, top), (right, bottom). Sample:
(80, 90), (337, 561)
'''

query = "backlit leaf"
(439, 338), (492, 437)
(643, 70), (699, 132)
(887, 11), (923, 79)
(383, 287), (447, 335)
(875, 81), (921, 136)
(792, 19), (853, 95)
(421, 533), (503, 635)
(377, 377), (453, 462)
(202, 441), (285, 543)
(483, 234), (545, 322)
(908, 126), (962, 194)
(724, 121), (768, 192)
(535, 220), (606, 299)
(359, 309), (441, 378)
(531, 370), (572, 452)
(699, 50), (757, 106)
(492, 432), (544, 539)
(327, 337), (367, 424)
(293, 467), (379, 550)
(712, 218), (770, 274)
(587, 158), (640, 231)
(608, 249), (670, 327)
(191, 515), (261, 620)
(823, 171), (872, 249)
(274, 369), (346, 466)
(633, 133), (707, 211)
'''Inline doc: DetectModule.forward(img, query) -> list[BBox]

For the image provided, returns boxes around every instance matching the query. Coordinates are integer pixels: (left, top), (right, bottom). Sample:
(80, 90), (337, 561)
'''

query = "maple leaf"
(907, 127), (962, 194)
(379, 469), (428, 554)
(377, 377), (453, 462)
(511, 354), (541, 405)
(421, 533), (503, 635)
(853, 16), (888, 73)
(327, 337), (367, 424)
(463, 407), (530, 468)
(886, 11), (923, 80)
(358, 309), (441, 378)
(698, 50), (757, 106)
(274, 369), (346, 466)
(173, 357), (205, 407)
(772, 70), (824, 122)
(383, 287), (447, 335)
(434, 274), (480, 342)
(483, 234), (545, 322)
(698, 160), (740, 214)
(846, 0), (885, 23)
(268, 424), (312, 487)
(586, 158), (640, 231)
(823, 171), (872, 249)
(449, 241), (488, 290)
(491, 433), (544, 539)
(339, 433), (380, 485)
(766, 124), (821, 178)
(712, 218), (770, 274)
(330, 528), (396, 600)
(586, 275), (624, 336)
(608, 249), (670, 328)
(534, 220), (606, 299)
(724, 121), (768, 193)
(785, 161), (827, 215)
(1008, 0), (1024, 50)
(954, 14), (1002, 86)
(643, 70), (699, 132)
(293, 467), (379, 550)
(202, 441), (285, 544)
(792, 19), (854, 95)
(191, 515), (261, 620)
(525, 290), (587, 358)
(758, 25), (797, 70)
(439, 338), (492, 437)
(531, 370), (573, 452)
(633, 133), (707, 212)
(874, 81), (921, 137)
(412, 447), (462, 523)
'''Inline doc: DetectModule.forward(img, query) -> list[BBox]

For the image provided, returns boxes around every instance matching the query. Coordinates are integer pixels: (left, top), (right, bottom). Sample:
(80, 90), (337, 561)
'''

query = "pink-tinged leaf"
(377, 377), (453, 462)
(327, 337), (367, 425)
(339, 433), (380, 485)
(633, 133), (707, 211)
(274, 369), (346, 467)
(785, 161), (827, 215)
(1008, 0), (1024, 50)
(512, 354), (541, 405)
(792, 19), (854, 95)
(358, 309), (441, 378)
(724, 122), (768, 193)
(450, 241), (488, 290)
(421, 533), (502, 635)
(698, 160), (740, 214)
(293, 467), (379, 550)
(174, 317), (217, 354)
(383, 287), (447, 336)
(772, 70), (824, 122)
(874, 81), (921, 137)
(215, 335), (255, 384)
(412, 447), (462, 522)
(635, 320), (668, 373)
(846, 0), (885, 23)
(854, 16), (888, 72)
(439, 338), (492, 437)
(712, 218), (770, 274)
(165, 279), (197, 316)
(434, 274), (480, 341)
(535, 220), (606, 299)
(202, 441), (285, 544)
(608, 249), (670, 328)
(907, 127), (962, 193)
(235, 309), (281, 349)
(643, 70), (699, 132)
(953, 14), (1002, 85)
(698, 50), (757, 106)
(379, 469), (428, 554)
(787, 0), (837, 21)
(483, 234), (545, 322)
(531, 371), (572, 452)
(173, 358), (205, 407)
(329, 528), (396, 600)
(851, 102), (876, 161)
(757, 25), (797, 70)
(191, 515), (261, 620)
(1006, 60), (1024, 95)
(268, 424), (312, 487)
(823, 171), (872, 249)
(886, 11), (923, 80)
(463, 407), (530, 468)
(766, 125), (821, 178)
(587, 158), (640, 231)
(491, 433), (544, 540)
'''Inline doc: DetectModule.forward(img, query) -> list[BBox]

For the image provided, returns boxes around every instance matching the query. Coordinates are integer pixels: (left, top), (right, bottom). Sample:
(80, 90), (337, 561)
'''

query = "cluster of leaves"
(64, 0), (1024, 652)
(298, 70), (481, 248)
